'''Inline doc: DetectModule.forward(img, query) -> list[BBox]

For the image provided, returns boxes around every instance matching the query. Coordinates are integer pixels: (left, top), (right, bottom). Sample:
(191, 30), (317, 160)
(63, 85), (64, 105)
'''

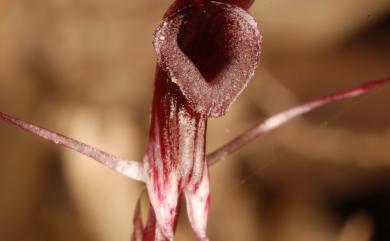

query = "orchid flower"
(0, 0), (390, 240)
(144, 1), (260, 240)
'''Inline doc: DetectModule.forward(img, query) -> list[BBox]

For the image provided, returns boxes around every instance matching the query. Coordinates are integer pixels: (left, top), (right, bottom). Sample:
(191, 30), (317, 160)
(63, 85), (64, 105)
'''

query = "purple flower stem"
(207, 77), (390, 165)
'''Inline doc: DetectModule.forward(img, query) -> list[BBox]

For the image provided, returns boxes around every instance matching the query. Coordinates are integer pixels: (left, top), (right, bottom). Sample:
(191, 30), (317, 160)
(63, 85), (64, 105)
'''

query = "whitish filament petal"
(207, 77), (390, 164)
(0, 112), (145, 182)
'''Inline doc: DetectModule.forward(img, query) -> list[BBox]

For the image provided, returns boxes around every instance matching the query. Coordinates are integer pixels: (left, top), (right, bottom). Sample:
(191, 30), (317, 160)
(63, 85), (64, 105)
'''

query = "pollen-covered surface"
(154, 1), (261, 118)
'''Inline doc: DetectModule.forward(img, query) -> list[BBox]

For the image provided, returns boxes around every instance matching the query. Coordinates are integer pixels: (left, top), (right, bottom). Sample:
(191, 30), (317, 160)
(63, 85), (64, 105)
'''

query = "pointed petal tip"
(0, 111), (145, 182)
(207, 77), (390, 164)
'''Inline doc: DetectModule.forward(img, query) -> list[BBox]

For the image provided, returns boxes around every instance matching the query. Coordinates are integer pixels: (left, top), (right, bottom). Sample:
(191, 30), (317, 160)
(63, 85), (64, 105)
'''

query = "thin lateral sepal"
(207, 77), (390, 165)
(0, 112), (145, 182)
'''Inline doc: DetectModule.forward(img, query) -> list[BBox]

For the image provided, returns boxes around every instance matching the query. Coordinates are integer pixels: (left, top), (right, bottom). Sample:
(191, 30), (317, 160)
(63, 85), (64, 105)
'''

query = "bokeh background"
(0, 0), (390, 240)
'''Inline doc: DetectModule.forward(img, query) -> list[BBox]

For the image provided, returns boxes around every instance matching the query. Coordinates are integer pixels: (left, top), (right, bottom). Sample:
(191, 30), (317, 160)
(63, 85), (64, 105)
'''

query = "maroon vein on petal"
(207, 77), (390, 165)
(131, 192), (183, 241)
(131, 194), (165, 241)
(142, 69), (210, 240)
(0, 112), (145, 182)
(131, 198), (145, 241)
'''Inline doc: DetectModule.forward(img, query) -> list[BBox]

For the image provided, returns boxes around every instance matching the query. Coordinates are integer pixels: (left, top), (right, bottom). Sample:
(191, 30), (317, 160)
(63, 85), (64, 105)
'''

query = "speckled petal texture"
(155, 2), (261, 117)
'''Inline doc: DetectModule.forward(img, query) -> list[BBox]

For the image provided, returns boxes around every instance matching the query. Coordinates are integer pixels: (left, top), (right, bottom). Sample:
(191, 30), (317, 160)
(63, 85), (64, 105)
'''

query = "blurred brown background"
(0, 0), (390, 240)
